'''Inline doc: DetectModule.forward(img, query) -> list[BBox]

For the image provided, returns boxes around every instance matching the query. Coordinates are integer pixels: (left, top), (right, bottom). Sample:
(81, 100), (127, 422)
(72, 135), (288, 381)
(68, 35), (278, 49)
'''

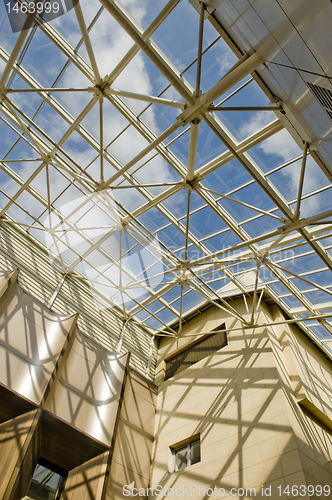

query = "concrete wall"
(269, 305), (332, 498)
(106, 369), (157, 499)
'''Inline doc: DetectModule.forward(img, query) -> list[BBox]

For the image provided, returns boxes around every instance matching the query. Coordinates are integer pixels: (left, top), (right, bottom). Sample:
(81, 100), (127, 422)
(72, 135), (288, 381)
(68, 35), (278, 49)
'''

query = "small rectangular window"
(173, 439), (201, 471)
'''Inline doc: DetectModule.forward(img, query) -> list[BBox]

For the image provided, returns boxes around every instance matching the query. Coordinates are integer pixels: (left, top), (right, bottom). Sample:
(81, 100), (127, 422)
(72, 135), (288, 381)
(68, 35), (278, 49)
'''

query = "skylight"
(1, 0), (332, 347)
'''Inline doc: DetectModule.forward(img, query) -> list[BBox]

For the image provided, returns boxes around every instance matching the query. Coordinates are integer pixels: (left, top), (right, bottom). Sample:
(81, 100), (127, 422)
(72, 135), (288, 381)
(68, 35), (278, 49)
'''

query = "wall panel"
(0, 223), (157, 379)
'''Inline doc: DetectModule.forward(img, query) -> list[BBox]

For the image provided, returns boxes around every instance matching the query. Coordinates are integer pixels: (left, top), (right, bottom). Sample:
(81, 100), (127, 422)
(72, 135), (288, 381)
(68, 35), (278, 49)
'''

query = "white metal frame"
(0, 0), (332, 362)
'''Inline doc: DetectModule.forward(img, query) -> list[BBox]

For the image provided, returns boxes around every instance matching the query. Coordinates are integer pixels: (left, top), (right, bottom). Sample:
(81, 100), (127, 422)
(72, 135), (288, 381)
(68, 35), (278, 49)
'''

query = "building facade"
(1, 267), (332, 499)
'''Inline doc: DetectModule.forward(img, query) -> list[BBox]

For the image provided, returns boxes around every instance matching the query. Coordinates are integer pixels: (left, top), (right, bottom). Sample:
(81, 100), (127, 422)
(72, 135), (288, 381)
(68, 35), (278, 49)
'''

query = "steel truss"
(0, 0), (332, 360)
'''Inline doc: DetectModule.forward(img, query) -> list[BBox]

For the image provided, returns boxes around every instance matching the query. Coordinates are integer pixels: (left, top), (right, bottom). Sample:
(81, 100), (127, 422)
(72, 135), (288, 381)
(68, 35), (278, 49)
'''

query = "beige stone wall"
(0, 409), (40, 500)
(151, 297), (332, 499)
(268, 305), (332, 499)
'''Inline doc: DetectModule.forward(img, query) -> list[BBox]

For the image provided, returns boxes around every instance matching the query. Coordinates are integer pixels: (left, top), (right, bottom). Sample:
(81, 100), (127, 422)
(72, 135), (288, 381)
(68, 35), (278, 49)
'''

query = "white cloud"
(258, 128), (327, 217)
(239, 112), (276, 142)
(259, 128), (301, 162)
(48, 0), (171, 189)
(215, 50), (238, 78)
(0, 0), (185, 309)
(41, 189), (166, 308)
(120, 0), (146, 25)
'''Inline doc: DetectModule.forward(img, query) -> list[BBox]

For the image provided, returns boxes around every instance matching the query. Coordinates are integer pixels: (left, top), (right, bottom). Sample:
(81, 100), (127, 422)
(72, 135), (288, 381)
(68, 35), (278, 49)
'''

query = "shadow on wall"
(149, 302), (332, 500)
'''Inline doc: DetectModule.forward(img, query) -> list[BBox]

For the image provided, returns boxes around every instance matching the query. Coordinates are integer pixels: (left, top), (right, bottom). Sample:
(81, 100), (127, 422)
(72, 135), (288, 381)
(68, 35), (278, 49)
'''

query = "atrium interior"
(0, 0), (332, 498)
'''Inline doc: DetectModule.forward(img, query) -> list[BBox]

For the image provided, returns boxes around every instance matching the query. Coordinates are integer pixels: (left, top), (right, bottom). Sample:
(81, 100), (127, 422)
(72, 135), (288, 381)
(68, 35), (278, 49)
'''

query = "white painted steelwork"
(0, 0), (332, 376)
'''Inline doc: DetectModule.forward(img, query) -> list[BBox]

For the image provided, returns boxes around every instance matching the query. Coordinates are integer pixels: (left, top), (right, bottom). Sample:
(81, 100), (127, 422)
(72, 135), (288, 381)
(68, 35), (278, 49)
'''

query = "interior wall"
(268, 304), (332, 493)
(151, 296), (332, 499)
(0, 409), (40, 500)
(106, 370), (157, 499)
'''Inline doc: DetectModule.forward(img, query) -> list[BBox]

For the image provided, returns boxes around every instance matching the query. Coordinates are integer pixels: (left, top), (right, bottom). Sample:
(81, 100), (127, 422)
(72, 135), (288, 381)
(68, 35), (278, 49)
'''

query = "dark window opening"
(165, 325), (227, 379)
(26, 459), (67, 500)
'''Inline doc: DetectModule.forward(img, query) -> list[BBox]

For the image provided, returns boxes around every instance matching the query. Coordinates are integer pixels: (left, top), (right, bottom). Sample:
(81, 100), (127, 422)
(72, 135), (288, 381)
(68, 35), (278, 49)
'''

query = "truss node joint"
(269, 95), (286, 115)
(0, 87), (7, 100)
(41, 154), (53, 165)
(90, 77), (110, 98)
(179, 260), (191, 270)
(96, 181), (106, 192)
(93, 87), (103, 99)
(191, 117), (201, 125)
(183, 174), (203, 190)
(256, 250), (268, 263)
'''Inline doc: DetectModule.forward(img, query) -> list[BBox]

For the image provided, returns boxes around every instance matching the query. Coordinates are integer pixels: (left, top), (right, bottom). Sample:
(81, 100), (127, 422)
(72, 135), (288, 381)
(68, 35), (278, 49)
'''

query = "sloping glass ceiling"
(1, 0), (332, 348)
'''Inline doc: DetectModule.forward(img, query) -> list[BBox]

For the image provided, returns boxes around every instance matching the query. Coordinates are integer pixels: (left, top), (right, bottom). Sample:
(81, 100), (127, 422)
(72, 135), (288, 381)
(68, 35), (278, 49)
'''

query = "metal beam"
(0, 96), (98, 216)
(198, 186), (286, 222)
(294, 142), (309, 219)
(250, 259), (261, 325)
(174, 313), (332, 337)
(189, 207), (332, 267)
(177, 51), (264, 125)
(98, 0), (195, 104)
(103, 87), (184, 109)
(2, 98), (46, 157)
(0, 4), (38, 90)
(195, 0), (205, 97)
(187, 120), (200, 181)
(268, 260), (332, 299)
(209, 106), (283, 111)
(74, 1), (102, 85)
(0, 161), (45, 217)
(100, 98), (104, 182)
(196, 120), (283, 178)
(107, 0), (181, 84)
(47, 274), (68, 309)
(98, 120), (182, 189)
(264, 258), (332, 335)
(187, 278), (248, 325)
(6, 87), (89, 93)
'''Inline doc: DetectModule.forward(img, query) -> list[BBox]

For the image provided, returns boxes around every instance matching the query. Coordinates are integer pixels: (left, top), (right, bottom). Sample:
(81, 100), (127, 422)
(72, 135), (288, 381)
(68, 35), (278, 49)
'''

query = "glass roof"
(1, 0), (332, 345)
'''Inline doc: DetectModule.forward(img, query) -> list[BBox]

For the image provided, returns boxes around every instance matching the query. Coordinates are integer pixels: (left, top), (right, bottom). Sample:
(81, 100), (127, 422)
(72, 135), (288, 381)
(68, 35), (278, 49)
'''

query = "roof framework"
(1, 0), (332, 350)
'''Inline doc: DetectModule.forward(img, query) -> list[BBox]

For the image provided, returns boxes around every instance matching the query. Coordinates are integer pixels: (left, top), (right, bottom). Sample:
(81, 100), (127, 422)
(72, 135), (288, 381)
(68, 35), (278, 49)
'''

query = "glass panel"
(152, 1), (211, 72)
(175, 446), (188, 471)
(27, 464), (62, 500)
(122, 0), (169, 30)
(2, 0), (332, 342)
(190, 440), (201, 466)
(20, 30), (67, 88)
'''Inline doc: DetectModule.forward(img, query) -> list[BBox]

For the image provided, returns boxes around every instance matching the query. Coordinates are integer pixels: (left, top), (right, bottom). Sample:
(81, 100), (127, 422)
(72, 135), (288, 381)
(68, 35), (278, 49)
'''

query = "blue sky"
(1, 0), (332, 338)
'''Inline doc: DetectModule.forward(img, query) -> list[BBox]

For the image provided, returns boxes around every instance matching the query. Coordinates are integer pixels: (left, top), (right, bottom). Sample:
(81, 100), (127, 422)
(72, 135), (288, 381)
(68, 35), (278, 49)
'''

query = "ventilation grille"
(307, 82), (332, 120)
(165, 326), (227, 380)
